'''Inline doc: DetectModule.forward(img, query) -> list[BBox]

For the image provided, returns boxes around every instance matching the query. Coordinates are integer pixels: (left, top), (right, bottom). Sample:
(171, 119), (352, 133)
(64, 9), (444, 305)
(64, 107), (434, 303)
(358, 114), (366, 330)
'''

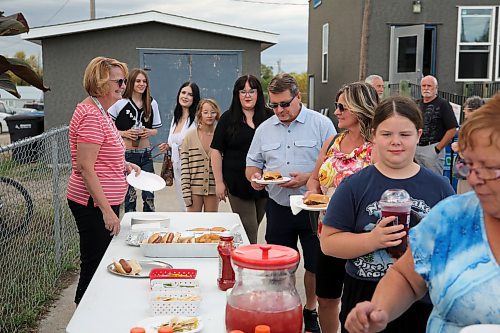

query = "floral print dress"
(317, 131), (373, 234)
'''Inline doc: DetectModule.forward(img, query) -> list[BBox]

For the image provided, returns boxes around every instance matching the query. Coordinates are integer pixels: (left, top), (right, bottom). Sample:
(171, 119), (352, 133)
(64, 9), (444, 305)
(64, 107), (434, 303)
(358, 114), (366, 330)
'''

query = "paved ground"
(36, 162), (308, 332)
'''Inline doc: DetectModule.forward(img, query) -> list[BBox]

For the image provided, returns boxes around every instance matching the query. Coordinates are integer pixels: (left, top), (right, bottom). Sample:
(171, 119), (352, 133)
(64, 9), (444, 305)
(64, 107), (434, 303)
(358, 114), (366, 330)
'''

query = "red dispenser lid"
(231, 244), (299, 270)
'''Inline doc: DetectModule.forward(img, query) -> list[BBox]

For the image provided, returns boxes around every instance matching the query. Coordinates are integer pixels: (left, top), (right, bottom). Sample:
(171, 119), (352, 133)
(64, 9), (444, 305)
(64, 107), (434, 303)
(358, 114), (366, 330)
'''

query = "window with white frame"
(497, 9), (500, 81)
(456, 6), (495, 81)
(322, 23), (329, 83)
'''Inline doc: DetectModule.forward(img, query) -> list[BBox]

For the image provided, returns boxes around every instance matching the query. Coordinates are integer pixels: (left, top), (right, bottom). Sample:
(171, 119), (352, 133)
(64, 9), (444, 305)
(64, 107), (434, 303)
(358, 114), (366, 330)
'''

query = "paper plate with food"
(252, 171), (291, 185)
(136, 315), (202, 333)
(107, 259), (172, 278)
(294, 194), (330, 211)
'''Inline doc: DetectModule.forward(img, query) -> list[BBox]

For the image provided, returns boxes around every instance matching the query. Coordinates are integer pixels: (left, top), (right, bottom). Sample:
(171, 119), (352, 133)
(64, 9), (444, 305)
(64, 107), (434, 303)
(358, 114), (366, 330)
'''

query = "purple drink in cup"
(379, 189), (412, 259)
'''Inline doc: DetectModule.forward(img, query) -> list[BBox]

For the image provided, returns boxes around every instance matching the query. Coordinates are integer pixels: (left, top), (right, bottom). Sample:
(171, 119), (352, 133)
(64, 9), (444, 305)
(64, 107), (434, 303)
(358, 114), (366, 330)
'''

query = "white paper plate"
(460, 325), (500, 333)
(252, 176), (291, 185)
(291, 195), (329, 211)
(127, 170), (166, 191)
(136, 315), (203, 333)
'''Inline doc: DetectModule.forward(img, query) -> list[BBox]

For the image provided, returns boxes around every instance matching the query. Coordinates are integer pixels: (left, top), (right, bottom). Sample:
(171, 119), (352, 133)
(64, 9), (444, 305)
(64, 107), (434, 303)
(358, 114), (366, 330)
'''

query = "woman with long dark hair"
(211, 75), (273, 243)
(160, 81), (200, 211)
(108, 68), (162, 212)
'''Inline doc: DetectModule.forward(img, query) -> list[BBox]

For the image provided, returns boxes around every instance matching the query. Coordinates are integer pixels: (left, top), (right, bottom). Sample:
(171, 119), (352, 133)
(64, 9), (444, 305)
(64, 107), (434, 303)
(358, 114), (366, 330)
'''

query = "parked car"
(0, 101), (17, 116)
(12, 107), (42, 115)
(23, 102), (44, 111)
(0, 112), (10, 134)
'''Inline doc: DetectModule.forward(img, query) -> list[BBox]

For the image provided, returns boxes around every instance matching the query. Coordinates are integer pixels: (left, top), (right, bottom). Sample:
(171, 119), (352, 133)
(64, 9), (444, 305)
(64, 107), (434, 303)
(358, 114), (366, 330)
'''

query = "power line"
(44, 0), (72, 26)
(229, 0), (307, 5)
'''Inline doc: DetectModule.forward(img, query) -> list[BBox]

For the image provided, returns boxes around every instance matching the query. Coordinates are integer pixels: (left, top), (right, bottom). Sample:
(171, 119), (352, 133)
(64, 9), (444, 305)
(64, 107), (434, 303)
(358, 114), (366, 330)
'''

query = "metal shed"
(23, 10), (278, 141)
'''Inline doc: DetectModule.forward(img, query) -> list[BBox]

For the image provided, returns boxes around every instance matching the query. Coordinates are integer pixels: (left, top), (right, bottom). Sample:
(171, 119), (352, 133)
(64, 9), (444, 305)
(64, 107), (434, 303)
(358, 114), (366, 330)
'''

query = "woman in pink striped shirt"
(67, 57), (139, 304)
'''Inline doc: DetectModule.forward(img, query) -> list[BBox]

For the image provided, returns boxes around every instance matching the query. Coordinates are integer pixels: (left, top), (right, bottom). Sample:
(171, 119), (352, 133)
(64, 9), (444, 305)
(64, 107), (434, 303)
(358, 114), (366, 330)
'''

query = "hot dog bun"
(262, 171), (282, 180)
(303, 193), (329, 208)
(113, 260), (127, 274)
(210, 226), (227, 232)
(161, 232), (174, 243)
(113, 258), (141, 275)
(148, 232), (162, 244)
(128, 259), (142, 275)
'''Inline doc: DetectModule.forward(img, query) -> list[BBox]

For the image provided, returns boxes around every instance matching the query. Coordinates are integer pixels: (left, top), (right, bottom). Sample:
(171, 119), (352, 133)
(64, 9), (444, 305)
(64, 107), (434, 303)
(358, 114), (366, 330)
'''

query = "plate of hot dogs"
(107, 259), (172, 278)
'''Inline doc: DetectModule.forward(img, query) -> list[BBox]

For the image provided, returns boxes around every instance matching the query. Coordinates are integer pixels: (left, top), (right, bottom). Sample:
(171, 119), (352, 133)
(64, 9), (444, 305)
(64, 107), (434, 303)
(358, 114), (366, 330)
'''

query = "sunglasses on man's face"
(334, 102), (348, 112)
(268, 95), (297, 109)
(110, 78), (128, 88)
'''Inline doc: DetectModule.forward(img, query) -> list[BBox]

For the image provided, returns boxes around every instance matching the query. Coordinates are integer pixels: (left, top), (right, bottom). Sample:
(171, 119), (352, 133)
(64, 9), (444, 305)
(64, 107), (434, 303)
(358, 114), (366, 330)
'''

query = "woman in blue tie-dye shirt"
(344, 94), (500, 333)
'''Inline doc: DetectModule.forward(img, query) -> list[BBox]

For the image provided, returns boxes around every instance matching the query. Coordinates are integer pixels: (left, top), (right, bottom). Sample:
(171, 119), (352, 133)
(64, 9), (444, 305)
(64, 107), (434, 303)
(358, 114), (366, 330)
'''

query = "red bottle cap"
(229, 331), (246, 333)
(231, 244), (299, 270)
(130, 328), (146, 333)
(158, 326), (174, 333)
(255, 325), (271, 333)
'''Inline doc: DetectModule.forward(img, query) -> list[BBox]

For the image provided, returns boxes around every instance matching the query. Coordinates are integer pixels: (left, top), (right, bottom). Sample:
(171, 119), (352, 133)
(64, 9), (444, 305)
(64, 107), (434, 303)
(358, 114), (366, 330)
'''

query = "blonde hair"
(196, 98), (221, 125)
(458, 93), (500, 151)
(83, 56), (128, 97)
(337, 82), (379, 141)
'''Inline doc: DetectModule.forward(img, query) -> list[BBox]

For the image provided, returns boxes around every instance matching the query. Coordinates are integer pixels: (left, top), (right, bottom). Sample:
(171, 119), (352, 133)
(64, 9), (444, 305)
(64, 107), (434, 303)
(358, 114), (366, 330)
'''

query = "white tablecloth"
(66, 212), (248, 333)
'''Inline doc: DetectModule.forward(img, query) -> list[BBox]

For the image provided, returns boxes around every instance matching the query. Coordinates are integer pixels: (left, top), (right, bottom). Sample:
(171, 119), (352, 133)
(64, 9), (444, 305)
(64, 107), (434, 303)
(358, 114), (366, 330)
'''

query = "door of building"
(140, 49), (242, 148)
(389, 25), (425, 84)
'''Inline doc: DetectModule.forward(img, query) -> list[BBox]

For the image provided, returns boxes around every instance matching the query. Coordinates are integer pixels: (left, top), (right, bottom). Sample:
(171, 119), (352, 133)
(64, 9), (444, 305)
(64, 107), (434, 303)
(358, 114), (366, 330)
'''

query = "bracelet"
(434, 146), (440, 153)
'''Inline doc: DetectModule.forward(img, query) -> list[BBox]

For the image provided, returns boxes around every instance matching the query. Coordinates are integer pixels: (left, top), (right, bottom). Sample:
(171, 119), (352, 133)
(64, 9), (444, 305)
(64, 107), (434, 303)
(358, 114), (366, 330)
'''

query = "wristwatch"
(434, 146), (441, 154)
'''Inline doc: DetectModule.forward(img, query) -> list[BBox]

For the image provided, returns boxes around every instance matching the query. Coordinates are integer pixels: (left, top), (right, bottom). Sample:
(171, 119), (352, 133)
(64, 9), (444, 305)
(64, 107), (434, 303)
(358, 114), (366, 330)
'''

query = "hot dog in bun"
(147, 232), (162, 244)
(303, 194), (329, 208)
(113, 259), (142, 275)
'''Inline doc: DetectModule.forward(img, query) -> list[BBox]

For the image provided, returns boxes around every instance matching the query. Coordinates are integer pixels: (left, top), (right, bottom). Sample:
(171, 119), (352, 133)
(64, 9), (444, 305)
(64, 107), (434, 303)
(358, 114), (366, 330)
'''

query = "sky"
(1, 0), (309, 73)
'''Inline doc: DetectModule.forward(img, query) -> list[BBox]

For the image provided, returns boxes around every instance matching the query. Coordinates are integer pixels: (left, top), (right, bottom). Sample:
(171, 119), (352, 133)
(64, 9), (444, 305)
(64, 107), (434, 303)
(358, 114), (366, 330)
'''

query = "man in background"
(365, 74), (385, 98)
(416, 75), (458, 175)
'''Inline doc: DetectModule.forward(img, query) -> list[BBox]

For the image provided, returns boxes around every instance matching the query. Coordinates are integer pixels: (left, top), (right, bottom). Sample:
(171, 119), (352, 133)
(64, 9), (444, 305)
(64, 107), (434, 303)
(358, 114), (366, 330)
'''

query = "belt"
(126, 148), (150, 153)
(417, 141), (436, 147)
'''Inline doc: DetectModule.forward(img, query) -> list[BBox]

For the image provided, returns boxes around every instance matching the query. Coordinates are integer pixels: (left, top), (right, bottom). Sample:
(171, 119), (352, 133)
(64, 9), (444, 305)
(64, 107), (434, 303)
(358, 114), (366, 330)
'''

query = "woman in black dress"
(211, 75), (273, 243)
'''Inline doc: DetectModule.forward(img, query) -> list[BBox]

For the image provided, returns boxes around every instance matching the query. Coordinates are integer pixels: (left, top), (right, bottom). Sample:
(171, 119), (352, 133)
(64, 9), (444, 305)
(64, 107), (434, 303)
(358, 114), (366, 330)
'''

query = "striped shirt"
(67, 103), (127, 206)
(180, 128), (216, 207)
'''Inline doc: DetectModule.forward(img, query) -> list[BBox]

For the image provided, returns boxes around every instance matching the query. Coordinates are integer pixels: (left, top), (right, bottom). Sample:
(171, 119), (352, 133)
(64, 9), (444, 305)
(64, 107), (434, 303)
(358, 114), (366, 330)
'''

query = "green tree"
(290, 72), (308, 105)
(10, 51), (43, 86)
(260, 64), (274, 92)
(0, 11), (48, 98)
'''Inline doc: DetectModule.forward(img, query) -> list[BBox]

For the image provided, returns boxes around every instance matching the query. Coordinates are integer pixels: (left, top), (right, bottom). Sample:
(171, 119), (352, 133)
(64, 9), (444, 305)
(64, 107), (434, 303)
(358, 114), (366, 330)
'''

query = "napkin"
(131, 222), (161, 232)
(290, 195), (304, 215)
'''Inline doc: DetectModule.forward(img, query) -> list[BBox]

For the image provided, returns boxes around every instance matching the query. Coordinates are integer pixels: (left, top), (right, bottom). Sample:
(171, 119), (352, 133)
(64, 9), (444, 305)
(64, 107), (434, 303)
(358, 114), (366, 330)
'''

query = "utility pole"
(90, 0), (95, 20)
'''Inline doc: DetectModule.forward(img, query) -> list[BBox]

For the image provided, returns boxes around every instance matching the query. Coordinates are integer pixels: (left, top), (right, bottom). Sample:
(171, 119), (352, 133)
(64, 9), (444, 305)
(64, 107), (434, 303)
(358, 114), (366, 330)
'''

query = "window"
(308, 75), (315, 109)
(497, 9), (500, 81)
(313, 0), (321, 8)
(322, 23), (329, 83)
(456, 6), (495, 81)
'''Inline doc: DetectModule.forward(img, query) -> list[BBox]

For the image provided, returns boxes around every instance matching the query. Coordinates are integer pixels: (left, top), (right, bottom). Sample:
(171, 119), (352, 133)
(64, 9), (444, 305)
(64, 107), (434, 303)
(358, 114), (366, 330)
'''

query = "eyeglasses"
(334, 102), (348, 112)
(268, 95), (297, 109)
(110, 78), (127, 87)
(455, 162), (500, 181)
(239, 89), (257, 96)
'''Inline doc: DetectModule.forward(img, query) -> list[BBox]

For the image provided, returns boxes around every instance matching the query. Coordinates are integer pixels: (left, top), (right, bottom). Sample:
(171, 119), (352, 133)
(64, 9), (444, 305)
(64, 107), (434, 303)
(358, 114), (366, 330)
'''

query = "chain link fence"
(0, 127), (78, 332)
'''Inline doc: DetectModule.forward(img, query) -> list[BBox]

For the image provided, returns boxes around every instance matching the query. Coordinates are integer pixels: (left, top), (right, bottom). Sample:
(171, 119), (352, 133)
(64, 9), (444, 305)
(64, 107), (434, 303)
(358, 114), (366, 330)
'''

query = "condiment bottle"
(218, 232), (236, 290)
(255, 325), (271, 333)
(130, 328), (145, 333)
(158, 327), (174, 333)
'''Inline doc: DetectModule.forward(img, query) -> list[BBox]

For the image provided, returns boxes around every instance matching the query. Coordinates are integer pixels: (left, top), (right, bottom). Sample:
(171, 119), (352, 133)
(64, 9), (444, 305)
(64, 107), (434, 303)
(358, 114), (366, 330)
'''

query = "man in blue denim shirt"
(246, 73), (336, 332)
